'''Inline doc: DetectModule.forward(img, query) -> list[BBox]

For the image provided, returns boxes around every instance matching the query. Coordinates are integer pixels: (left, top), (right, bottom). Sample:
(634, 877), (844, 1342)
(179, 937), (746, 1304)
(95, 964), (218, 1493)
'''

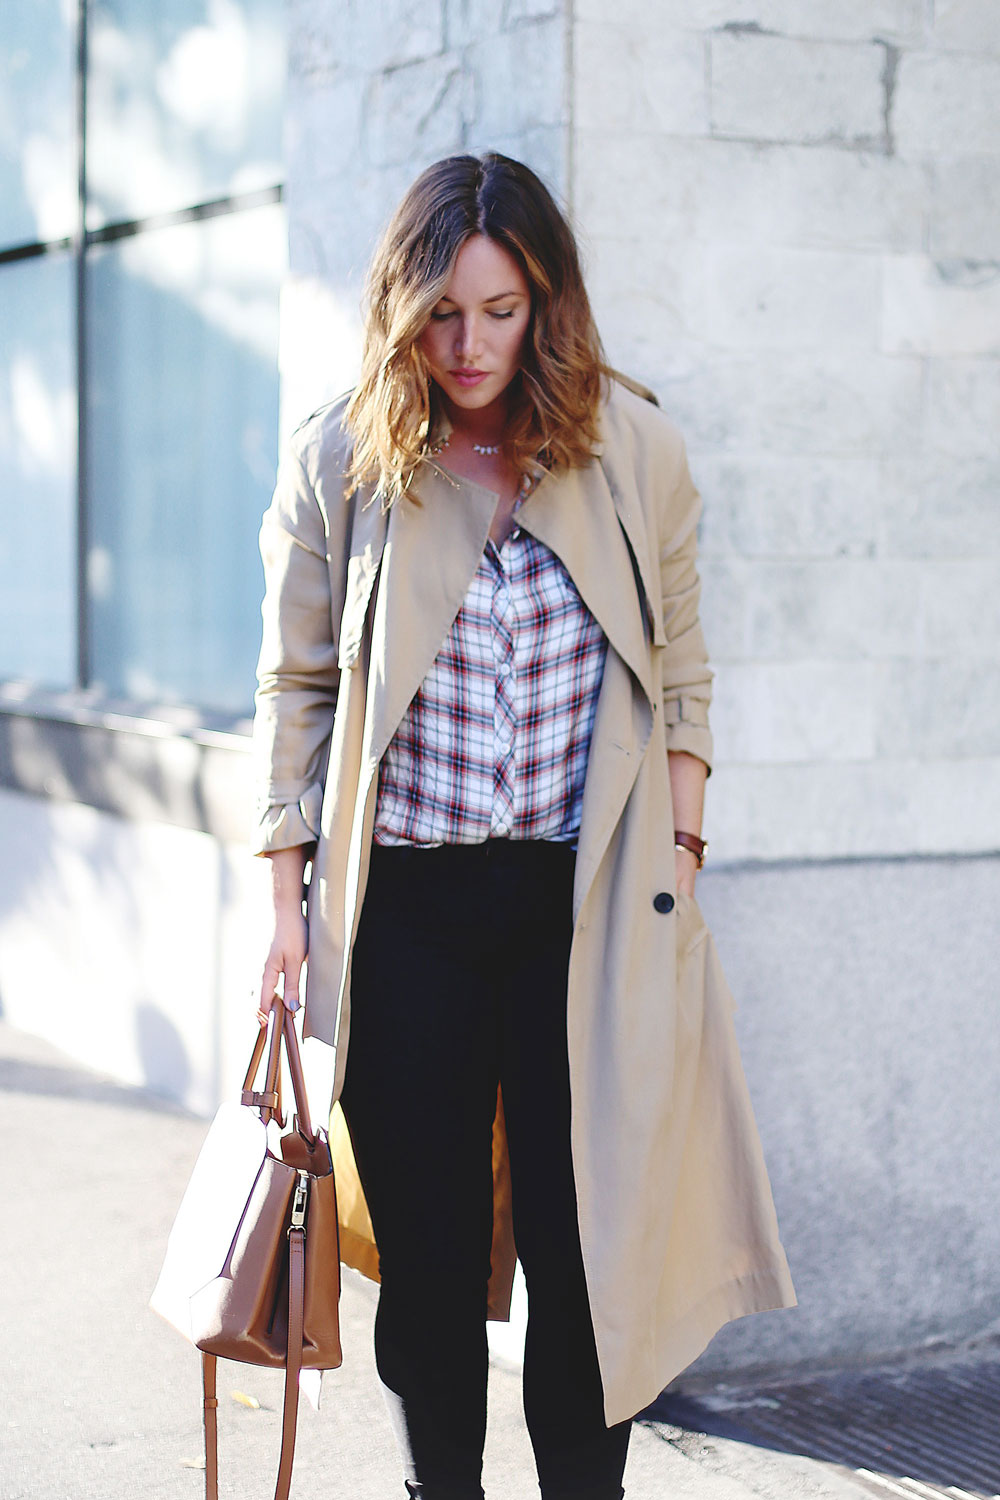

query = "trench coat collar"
(365, 452), (655, 771)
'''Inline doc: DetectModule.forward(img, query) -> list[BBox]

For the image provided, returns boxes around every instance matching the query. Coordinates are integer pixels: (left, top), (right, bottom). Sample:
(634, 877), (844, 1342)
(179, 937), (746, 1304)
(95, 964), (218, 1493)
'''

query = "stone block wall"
(281, 0), (567, 428)
(284, 0), (1000, 868)
(571, 1), (1000, 862)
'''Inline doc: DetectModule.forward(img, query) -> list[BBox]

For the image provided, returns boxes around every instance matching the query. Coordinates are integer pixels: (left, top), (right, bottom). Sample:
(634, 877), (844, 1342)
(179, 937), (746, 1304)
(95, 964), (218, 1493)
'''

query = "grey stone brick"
(757, 0), (926, 44)
(575, 0), (925, 44)
(574, 134), (924, 253)
(877, 660), (1000, 758)
(732, 559), (921, 659)
(709, 660), (878, 762)
(709, 33), (887, 148)
(574, 134), (766, 247)
(467, 18), (565, 139)
(695, 454), (880, 558)
(698, 558), (751, 660)
(287, 77), (366, 188)
(445, 0), (506, 48)
(920, 559), (1000, 660)
(932, 0), (1000, 55)
(289, 0), (445, 80)
(585, 237), (712, 355)
(894, 51), (1000, 157)
(706, 759), (1000, 860)
(878, 452), (1000, 557)
(504, 0), (562, 21)
(703, 245), (880, 350)
(929, 157), (1000, 260)
(574, 22), (708, 136)
(761, 146), (926, 252)
(366, 53), (473, 168)
(656, 351), (922, 457)
(882, 254), (1000, 356)
(925, 358), (1000, 458)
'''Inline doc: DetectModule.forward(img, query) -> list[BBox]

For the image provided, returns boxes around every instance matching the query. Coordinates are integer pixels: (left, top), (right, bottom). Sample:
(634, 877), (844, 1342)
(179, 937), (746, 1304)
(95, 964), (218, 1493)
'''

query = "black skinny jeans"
(340, 839), (632, 1500)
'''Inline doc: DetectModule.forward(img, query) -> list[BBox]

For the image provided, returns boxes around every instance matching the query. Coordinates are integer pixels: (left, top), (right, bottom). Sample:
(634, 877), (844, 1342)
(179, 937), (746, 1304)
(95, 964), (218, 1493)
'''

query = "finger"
(258, 954), (282, 1022)
(282, 956), (304, 1013)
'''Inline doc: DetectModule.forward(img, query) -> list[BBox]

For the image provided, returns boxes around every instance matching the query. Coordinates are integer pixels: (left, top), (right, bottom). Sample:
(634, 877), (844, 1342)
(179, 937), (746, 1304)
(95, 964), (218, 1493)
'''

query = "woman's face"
(418, 234), (532, 414)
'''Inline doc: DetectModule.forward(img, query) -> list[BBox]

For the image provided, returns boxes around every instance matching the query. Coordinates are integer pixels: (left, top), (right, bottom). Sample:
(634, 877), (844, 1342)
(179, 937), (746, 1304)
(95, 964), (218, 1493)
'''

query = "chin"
(441, 376), (509, 410)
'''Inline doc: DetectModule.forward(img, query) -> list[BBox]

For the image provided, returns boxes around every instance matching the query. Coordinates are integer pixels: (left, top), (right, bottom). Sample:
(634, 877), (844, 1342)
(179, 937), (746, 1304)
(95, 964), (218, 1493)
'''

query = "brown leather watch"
(674, 830), (708, 868)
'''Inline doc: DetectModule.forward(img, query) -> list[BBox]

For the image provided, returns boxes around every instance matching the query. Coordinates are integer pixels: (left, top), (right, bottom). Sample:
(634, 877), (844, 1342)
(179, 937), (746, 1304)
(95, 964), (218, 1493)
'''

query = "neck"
(440, 391), (508, 447)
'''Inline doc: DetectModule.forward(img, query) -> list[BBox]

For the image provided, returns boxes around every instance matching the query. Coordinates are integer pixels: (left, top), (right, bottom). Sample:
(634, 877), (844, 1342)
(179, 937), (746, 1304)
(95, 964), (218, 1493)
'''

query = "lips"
(451, 369), (489, 387)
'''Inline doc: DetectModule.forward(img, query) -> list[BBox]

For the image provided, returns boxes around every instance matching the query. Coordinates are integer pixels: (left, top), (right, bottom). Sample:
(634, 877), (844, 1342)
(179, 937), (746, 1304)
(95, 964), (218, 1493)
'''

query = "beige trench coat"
(252, 378), (796, 1425)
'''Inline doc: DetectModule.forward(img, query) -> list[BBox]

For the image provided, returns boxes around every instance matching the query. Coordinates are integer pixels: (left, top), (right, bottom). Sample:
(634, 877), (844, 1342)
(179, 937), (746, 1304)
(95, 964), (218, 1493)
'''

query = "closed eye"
(428, 307), (518, 322)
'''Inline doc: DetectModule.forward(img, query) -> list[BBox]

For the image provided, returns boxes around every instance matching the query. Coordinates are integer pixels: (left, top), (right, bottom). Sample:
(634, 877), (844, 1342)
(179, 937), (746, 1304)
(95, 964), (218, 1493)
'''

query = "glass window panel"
(86, 200), (284, 713)
(0, 254), (77, 686)
(0, 0), (77, 248)
(86, 0), (284, 230)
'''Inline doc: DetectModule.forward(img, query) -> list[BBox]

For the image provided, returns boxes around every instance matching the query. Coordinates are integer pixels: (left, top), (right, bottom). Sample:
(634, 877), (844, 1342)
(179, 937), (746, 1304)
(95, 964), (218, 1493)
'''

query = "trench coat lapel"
(364, 461), (497, 770)
(516, 458), (656, 703)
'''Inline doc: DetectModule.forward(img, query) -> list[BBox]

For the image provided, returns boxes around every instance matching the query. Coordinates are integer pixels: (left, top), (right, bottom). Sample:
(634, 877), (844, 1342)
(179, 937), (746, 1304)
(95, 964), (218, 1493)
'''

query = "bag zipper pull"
(288, 1170), (309, 1236)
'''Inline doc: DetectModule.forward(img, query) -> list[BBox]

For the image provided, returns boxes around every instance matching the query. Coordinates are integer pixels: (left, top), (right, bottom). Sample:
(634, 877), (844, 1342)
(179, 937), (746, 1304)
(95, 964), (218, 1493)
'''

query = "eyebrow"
(437, 290), (525, 305)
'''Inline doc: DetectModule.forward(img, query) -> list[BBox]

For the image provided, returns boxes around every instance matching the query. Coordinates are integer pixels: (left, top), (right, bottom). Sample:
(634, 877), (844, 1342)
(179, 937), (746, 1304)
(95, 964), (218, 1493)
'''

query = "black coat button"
(653, 892), (674, 914)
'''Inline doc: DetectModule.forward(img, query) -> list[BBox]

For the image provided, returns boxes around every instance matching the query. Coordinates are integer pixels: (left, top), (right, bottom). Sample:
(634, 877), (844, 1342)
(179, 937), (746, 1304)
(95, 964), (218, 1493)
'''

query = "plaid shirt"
(374, 525), (608, 846)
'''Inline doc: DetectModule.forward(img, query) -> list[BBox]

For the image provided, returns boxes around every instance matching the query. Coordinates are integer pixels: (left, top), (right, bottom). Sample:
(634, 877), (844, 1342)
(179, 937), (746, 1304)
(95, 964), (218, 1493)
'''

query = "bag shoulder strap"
(200, 1212), (307, 1500)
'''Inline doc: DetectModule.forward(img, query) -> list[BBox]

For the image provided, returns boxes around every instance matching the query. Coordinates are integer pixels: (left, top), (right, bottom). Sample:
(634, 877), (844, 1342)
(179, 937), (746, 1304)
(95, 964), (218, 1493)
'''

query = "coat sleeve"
(250, 437), (343, 855)
(657, 432), (714, 772)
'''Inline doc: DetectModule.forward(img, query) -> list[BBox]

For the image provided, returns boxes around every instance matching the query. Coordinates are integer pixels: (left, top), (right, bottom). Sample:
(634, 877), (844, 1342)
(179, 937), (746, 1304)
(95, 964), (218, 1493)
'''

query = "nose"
(455, 315), (482, 362)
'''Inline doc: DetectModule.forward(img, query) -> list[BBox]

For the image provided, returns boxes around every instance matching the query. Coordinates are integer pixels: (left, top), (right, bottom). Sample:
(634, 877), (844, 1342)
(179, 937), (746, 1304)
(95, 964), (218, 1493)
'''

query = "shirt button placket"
(491, 556), (516, 838)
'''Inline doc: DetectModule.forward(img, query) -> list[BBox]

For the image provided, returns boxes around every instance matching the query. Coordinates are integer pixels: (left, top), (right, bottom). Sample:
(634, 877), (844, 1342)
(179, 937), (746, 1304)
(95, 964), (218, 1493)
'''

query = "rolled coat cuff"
(663, 698), (713, 773)
(251, 781), (323, 855)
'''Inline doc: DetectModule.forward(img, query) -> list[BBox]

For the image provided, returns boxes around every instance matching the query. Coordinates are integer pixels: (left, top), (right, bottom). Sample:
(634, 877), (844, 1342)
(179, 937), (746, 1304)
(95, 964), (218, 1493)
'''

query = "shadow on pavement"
(648, 1347), (1000, 1499)
(0, 1052), (199, 1117)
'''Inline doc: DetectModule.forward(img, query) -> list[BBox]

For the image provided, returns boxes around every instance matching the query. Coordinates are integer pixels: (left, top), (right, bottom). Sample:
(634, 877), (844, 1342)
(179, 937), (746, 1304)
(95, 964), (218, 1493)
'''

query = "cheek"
(502, 314), (531, 364)
(417, 328), (440, 364)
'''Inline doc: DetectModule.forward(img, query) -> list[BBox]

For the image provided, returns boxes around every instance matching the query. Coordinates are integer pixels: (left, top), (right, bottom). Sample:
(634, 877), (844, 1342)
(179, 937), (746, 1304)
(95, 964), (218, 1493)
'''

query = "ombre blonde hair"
(344, 152), (609, 505)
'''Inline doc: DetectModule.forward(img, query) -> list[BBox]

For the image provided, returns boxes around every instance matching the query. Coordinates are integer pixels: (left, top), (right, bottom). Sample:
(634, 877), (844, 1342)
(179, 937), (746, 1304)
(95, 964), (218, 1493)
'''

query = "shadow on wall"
(136, 1000), (192, 1102)
(0, 786), (228, 1107)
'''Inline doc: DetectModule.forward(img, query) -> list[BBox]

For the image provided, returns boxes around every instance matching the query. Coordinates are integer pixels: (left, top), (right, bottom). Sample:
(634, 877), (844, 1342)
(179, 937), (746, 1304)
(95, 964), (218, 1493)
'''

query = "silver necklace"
(432, 433), (502, 458)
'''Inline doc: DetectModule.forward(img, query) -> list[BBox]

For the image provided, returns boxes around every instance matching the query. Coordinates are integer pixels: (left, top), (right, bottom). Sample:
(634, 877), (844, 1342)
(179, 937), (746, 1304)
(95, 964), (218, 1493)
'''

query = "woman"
(253, 152), (795, 1500)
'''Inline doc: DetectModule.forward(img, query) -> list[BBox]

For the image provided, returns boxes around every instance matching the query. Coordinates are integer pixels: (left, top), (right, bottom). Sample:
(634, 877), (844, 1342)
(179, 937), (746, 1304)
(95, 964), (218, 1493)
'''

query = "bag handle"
(200, 1182), (308, 1500)
(241, 1010), (285, 1127)
(280, 1007), (316, 1144)
(241, 1008), (316, 1145)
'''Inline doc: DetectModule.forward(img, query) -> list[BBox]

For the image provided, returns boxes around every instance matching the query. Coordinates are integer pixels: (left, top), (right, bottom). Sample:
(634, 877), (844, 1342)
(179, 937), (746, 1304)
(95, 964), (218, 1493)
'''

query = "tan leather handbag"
(150, 1007), (342, 1500)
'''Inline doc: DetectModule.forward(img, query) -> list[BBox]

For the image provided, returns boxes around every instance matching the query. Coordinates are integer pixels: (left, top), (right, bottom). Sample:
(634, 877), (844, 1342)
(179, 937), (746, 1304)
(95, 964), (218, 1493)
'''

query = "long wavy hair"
(344, 152), (609, 505)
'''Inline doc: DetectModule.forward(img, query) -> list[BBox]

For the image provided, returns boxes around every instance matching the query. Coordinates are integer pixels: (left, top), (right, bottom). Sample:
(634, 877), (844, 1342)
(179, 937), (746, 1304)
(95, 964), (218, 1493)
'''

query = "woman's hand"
(258, 846), (310, 1026)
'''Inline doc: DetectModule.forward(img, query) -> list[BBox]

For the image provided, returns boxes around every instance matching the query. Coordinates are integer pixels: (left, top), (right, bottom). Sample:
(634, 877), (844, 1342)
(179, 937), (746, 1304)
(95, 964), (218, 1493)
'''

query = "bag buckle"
(288, 1170), (309, 1236)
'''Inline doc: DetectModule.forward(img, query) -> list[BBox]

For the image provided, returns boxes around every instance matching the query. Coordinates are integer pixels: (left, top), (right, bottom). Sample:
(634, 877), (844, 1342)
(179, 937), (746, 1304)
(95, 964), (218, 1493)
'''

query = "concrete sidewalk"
(0, 1020), (874, 1500)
